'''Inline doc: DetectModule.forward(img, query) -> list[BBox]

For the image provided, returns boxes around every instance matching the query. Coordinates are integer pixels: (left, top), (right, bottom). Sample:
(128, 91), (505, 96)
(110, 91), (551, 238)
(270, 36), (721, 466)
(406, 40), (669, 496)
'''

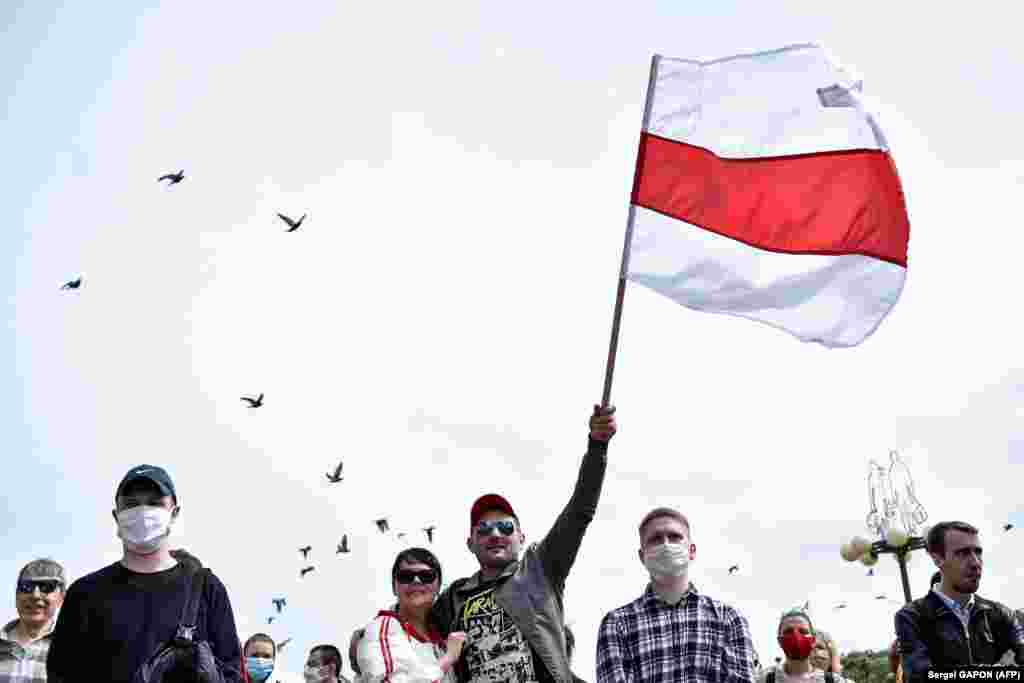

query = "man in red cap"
(349, 405), (616, 683)
(436, 405), (616, 683)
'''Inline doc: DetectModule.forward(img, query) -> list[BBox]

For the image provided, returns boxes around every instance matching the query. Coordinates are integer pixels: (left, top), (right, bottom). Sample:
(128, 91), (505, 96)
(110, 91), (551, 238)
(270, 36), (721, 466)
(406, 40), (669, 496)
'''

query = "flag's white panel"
(626, 206), (906, 347)
(649, 44), (887, 157)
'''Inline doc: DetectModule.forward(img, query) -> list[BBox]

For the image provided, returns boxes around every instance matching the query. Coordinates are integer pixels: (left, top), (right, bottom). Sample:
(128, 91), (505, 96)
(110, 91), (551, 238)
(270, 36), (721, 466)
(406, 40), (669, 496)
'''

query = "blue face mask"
(246, 656), (274, 682)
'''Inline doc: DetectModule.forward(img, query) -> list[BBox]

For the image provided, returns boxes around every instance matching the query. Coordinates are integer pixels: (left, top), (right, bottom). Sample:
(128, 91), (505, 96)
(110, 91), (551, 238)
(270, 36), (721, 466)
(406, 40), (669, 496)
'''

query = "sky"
(4, 1), (1024, 681)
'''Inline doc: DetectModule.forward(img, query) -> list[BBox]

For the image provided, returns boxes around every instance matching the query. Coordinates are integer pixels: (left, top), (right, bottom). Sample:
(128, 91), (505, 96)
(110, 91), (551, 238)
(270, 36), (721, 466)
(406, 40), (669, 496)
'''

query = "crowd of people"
(3, 406), (1023, 683)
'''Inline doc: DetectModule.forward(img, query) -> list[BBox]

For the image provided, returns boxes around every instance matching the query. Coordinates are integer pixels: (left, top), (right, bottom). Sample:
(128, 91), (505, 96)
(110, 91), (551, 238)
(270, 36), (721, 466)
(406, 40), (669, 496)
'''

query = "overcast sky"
(5, 1), (1024, 681)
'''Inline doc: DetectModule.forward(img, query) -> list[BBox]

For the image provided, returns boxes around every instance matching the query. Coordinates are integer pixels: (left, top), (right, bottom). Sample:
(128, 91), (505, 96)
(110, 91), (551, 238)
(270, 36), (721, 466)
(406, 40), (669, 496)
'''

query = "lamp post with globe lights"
(840, 450), (929, 605)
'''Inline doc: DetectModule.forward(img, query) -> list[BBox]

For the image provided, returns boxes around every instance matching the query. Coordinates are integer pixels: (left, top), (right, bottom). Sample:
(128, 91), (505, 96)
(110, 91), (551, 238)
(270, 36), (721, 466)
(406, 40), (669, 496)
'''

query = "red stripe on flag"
(630, 133), (910, 267)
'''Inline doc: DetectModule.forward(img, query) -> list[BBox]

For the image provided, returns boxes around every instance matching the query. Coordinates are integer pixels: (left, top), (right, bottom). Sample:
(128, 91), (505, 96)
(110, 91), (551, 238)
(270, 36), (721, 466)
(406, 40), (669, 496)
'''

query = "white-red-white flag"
(626, 44), (910, 347)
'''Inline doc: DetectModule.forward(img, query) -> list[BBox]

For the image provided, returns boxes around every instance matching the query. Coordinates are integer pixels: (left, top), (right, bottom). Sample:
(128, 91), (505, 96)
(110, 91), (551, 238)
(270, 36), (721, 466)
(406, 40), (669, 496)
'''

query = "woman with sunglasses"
(356, 547), (466, 683)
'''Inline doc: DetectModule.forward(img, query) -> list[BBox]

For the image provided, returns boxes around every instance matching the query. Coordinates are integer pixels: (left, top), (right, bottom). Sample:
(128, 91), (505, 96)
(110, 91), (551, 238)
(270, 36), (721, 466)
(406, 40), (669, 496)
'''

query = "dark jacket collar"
(924, 589), (993, 617)
(455, 554), (524, 593)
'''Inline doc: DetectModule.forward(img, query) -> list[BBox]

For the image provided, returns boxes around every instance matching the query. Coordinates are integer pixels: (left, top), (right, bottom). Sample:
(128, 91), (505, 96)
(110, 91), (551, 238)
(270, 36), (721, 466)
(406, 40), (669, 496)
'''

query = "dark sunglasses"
(395, 569), (438, 585)
(476, 519), (516, 537)
(17, 580), (62, 595)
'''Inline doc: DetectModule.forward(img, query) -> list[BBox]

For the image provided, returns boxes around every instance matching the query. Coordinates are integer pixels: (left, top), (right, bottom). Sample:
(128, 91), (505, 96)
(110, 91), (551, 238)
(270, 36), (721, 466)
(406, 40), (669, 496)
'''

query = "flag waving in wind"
(624, 44), (910, 347)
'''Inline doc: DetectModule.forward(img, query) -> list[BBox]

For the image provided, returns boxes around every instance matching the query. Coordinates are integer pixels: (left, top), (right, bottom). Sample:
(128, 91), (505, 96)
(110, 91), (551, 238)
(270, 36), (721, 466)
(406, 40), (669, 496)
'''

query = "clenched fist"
(590, 404), (617, 442)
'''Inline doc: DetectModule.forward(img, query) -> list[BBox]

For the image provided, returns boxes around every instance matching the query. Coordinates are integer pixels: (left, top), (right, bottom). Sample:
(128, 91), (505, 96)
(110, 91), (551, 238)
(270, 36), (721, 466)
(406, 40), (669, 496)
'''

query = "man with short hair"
(0, 558), (67, 683)
(352, 405), (617, 683)
(47, 464), (242, 682)
(595, 507), (756, 683)
(242, 633), (276, 683)
(432, 406), (616, 683)
(895, 520), (1024, 680)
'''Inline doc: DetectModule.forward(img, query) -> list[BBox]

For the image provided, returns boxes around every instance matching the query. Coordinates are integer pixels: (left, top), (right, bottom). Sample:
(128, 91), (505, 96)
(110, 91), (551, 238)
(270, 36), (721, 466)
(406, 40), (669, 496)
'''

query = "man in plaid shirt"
(0, 559), (66, 683)
(596, 508), (756, 683)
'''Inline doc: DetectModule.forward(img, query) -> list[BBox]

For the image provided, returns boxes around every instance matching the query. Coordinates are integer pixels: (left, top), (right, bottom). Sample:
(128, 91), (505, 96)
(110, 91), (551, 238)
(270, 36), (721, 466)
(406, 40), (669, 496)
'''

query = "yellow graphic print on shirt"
(458, 585), (536, 683)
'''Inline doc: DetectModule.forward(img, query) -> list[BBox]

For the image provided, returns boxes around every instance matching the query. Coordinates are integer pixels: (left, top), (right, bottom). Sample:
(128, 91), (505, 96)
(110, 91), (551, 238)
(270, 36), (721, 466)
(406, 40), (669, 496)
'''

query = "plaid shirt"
(596, 582), (756, 683)
(0, 619), (53, 683)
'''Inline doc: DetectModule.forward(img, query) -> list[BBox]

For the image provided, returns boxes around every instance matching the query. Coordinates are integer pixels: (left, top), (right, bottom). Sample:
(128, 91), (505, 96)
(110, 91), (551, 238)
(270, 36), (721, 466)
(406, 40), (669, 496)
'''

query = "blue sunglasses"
(476, 519), (516, 537)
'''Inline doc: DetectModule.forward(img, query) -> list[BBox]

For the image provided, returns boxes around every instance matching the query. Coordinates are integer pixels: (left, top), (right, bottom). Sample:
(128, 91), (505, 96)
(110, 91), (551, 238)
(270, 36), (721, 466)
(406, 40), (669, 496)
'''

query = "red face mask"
(780, 629), (815, 660)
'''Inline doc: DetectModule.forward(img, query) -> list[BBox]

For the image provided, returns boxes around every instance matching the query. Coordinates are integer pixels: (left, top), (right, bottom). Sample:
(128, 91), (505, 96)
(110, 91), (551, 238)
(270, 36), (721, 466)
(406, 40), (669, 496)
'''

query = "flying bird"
(728, 565), (739, 575)
(158, 170), (185, 185)
(267, 616), (275, 624)
(875, 594), (888, 600)
(375, 518), (389, 533)
(278, 638), (293, 651)
(277, 213), (307, 232)
(241, 393), (264, 408)
(300, 566), (315, 578)
(423, 526), (436, 543)
(1005, 523), (1014, 532)
(299, 546), (311, 560)
(337, 535), (349, 554)
(326, 461), (343, 483)
(397, 532), (407, 542)
(834, 602), (848, 610)
(61, 277), (82, 290)
(272, 598), (286, 613)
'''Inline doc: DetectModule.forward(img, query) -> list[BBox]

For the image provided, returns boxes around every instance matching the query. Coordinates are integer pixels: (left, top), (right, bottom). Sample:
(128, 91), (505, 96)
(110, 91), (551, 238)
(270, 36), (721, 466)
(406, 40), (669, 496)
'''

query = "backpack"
(767, 670), (835, 683)
(131, 567), (226, 683)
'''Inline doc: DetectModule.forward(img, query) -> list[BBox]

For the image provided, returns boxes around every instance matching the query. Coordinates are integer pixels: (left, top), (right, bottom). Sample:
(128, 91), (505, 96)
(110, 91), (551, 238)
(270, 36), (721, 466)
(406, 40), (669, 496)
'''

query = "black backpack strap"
(767, 670), (775, 683)
(174, 568), (209, 645)
(825, 672), (835, 683)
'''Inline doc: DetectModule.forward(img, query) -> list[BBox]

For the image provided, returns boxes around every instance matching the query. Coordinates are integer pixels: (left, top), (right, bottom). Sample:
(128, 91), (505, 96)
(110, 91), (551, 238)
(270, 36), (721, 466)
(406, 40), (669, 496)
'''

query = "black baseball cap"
(115, 464), (177, 503)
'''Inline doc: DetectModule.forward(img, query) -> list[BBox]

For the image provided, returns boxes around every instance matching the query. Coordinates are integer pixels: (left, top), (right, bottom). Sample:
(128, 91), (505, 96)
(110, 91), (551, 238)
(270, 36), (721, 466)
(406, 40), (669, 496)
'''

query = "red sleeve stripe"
(379, 615), (395, 682)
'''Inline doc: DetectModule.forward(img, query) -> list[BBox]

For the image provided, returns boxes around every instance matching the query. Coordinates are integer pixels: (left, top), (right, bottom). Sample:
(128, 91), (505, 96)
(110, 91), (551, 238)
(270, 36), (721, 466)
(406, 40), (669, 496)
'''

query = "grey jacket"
(431, 437), (609, 683)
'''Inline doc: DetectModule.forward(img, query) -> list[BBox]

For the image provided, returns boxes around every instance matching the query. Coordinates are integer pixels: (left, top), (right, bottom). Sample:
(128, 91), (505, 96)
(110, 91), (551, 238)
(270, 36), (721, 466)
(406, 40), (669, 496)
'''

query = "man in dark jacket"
(47, 464), (242, 683)
(350, 405), (616, 683)
(895, 520), (1024, 680)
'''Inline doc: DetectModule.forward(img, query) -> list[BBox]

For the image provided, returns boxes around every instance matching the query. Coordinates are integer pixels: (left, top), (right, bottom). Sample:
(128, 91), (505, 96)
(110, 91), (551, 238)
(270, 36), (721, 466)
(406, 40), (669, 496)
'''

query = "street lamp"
(840, 450), (929, 604)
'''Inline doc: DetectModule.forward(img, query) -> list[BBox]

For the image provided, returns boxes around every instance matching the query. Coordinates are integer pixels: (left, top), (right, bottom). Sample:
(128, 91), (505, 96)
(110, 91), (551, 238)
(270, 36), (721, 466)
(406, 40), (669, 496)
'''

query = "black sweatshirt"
(47, 560), (242, 683)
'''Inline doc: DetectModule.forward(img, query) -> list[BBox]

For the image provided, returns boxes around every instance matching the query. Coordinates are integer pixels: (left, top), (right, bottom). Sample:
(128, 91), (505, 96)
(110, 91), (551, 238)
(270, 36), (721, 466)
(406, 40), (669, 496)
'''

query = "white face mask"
(304, 664), (334, 683)
(116, 505), (174, 554)
(643, 542), (691, 579)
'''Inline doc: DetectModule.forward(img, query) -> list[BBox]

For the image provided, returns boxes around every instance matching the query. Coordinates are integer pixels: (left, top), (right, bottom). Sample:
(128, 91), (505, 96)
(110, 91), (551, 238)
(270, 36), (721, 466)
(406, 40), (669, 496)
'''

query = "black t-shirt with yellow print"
(453, 578), (555, 683)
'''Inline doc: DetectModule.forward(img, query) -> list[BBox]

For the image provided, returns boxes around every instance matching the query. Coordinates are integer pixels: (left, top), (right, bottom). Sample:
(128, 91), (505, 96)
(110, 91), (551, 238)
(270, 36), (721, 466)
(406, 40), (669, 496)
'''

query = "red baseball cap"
(470, 493), (518, 528)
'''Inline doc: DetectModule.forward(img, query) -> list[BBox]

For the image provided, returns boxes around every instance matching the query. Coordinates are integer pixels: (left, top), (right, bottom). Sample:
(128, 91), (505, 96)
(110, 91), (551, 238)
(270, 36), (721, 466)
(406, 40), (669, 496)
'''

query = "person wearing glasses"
(1, 558), (66, 682)
(356, 548), (465, 683)
(438, 405), (616, 683)
(349, 404), (617, 683)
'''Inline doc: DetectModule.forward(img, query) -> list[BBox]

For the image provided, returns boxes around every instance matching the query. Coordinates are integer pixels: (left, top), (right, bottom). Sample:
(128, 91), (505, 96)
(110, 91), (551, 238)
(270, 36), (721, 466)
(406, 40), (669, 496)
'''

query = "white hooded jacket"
(355, 611), (456, 683)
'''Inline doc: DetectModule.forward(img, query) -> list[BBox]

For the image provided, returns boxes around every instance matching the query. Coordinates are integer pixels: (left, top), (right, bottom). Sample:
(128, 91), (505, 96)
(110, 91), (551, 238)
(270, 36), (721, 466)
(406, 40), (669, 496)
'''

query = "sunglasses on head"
(476, 519), (516, 537)
(17, 580), (62, 595)
(395, 569), (438, 585)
